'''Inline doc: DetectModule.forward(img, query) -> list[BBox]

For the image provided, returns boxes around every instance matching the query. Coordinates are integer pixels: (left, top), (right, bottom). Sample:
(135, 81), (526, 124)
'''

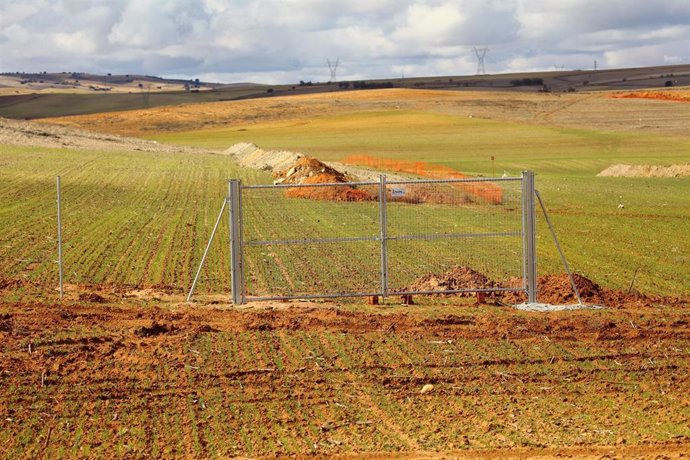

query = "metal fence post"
(378, 175), (389, 297)
(56, 176), (63, 299)
(228, 179), (245, 304)
(522, 171), (537, 303)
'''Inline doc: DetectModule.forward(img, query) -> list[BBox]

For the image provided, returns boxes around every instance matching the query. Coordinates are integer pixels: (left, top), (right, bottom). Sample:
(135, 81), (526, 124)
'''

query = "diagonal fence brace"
(534, 189), (583, 305)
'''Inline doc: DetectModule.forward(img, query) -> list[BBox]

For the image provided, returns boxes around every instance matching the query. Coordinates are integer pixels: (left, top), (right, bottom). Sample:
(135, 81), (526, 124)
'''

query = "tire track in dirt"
(536, 93), (598, 125)
(309, 332), (422, 450)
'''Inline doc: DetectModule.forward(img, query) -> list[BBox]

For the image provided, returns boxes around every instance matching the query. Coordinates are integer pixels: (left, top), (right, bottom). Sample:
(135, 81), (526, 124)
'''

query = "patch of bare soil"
(77, 292), (107, 303)
(403, 267), (685, 309)
(405, 266), (494, 295)
(598, 163), (690, 177)
(277, 156), (373, 202)
(226, 142), (375, 201)
(134, 320), (175, 337)
(611, 90), (690, 103)
(0, 116), (217, 154)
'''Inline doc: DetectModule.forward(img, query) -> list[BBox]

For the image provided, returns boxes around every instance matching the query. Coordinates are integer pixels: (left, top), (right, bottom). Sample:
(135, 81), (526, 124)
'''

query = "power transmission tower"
(327, 58), (339, 83)
(474, 47), (489, 75)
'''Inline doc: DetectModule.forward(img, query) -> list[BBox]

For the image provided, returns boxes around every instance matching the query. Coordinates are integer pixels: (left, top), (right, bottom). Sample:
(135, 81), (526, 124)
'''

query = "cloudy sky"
(1, 0), (688, 84)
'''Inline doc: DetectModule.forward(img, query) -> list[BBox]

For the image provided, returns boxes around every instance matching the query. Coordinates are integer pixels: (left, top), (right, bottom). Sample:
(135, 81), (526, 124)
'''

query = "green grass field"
(2, 106), (689, 297)
(2, 94), (690, 459)
(148, 110), (690, 296)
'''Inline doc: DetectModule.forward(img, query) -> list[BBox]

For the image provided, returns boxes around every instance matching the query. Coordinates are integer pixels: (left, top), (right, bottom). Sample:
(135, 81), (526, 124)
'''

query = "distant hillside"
(0, 71), (230, 94)
(1, 64), (688, 120)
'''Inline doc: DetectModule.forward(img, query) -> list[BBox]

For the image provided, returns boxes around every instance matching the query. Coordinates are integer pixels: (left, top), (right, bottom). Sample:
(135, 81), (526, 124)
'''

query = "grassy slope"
(150, 110), (690, 295)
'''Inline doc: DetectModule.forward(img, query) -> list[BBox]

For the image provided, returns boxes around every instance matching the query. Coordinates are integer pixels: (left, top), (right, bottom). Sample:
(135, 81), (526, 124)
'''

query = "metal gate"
(228, 171), (537, 304)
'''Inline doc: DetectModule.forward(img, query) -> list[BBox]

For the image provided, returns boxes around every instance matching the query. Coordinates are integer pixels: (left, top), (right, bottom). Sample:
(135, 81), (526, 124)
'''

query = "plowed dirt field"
(1, 295), (688, 459)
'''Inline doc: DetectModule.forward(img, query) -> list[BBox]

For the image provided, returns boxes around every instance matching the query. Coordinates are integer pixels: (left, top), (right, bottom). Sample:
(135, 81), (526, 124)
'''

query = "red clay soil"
(611, 90), (690, 103)
(405, 266), (495, 295)
(278, 156), (373, 202)
(404, 267), (686, 308)
(500, 273), (680, 308)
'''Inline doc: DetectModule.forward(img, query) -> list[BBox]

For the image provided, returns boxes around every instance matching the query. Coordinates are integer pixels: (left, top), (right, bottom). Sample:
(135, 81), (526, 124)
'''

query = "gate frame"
(227, 171), (537, 305)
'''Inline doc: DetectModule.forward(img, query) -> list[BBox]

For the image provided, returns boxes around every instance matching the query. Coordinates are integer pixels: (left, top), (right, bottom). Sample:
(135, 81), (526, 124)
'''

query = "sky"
(0, 0), (688, 84)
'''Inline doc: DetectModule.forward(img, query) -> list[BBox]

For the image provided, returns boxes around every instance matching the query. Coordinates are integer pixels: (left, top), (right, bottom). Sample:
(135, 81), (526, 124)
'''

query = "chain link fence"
(229, 172), (537, 303)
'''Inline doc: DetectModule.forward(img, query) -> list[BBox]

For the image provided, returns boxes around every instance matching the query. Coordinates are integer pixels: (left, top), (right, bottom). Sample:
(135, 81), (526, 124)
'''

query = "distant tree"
(665, 80), (674, 87)
(194, 78), (200, 88)
(267, 88), (274, 93)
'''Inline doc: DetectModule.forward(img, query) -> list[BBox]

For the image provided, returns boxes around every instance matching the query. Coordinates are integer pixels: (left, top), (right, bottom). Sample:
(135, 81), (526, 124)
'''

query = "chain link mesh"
(239, 177), (524, 300)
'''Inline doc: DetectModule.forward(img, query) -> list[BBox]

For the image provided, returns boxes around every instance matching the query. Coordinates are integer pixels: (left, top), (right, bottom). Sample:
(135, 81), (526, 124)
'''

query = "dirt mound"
(134, 321), (175, 337)
(78, 292), (107, 303)
(277, 156), (373, 202)
(502, 274), (605, 305)
(0, 117), (217, 154)
(276, 156), (350, 185)
(500, 274), (668, 308)
(598, 164), (690, 178)
(226, 142), (304, 172)
(227, 143), (371, 203)
(405, 266), (496, 294)
(404, 267), (666, 308)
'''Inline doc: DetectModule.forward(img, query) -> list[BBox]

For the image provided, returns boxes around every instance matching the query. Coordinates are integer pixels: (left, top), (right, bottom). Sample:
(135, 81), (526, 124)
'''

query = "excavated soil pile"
(226, 142), (371, 201)
(226, 142), (303, 173)
(404, 266), (496, 295)
(405, 267), (675, 308)
(598, 164), (690, 178)
(134, 321), (175, 337)
(502, 274), (605, 305)
(506, 273), (682, 308)
(277, 156), (373, 202)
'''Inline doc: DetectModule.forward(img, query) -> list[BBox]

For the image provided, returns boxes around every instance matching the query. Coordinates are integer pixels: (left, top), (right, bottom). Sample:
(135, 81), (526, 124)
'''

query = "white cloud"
(0, 0), (688, 83)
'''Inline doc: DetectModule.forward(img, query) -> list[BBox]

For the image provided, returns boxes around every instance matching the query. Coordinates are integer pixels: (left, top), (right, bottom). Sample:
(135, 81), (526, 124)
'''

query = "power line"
(327, 58), (339, 83)
(474, 47), (489, 75)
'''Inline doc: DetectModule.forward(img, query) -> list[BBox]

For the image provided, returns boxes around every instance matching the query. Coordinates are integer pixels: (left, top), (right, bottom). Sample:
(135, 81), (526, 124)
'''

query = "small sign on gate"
(391, 188), (406, 197)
